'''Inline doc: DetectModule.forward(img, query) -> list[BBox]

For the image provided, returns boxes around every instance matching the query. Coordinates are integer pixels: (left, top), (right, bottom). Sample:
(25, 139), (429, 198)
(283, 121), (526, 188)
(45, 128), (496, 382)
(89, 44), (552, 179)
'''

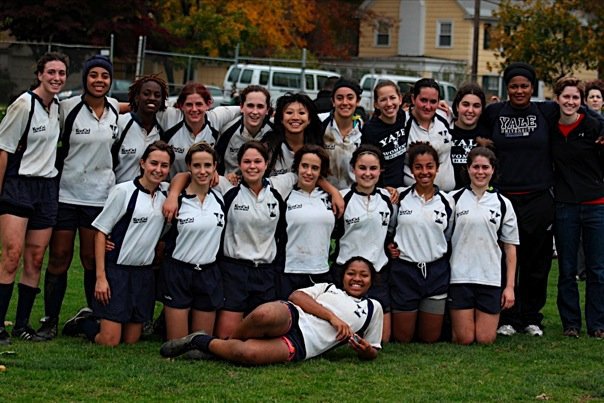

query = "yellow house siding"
(423, 0), (471, 61)
(358, 0), (401, 57)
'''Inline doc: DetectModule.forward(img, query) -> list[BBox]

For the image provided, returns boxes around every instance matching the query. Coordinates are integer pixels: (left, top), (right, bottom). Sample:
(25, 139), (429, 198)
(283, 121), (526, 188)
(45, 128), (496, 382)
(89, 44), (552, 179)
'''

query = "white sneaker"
(497, 324), (516, 336)
(524, 325), (543, 337)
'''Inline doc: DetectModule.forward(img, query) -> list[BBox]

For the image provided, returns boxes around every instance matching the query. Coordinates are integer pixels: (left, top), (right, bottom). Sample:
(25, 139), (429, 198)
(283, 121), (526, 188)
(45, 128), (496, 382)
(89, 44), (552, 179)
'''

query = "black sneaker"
(62, 307), (93, 336)
(0, 327), (10, 345)
(37, 316), (58, 340)
(160, 331), (211, 358)
(11, 325), (48, 342)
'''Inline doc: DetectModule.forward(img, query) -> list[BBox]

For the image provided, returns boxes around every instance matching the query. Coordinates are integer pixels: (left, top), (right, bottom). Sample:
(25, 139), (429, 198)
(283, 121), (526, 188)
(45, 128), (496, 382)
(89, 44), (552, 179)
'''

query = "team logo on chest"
(354, 303), (367, 318)
(433, 210), (446, 224)
(214, 213), (224, 227)
(267, 202), (278, 218)
(489, 209), (501, 225)
(321, 198), (332, 210)
(379, 211), (390, 226)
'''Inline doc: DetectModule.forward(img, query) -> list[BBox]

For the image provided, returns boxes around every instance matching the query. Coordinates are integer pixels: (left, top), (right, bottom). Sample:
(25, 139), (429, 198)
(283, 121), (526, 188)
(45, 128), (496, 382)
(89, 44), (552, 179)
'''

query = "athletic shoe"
(62, 307), (93, 336)
(496, 324), (516, 336)
(589, 329), (604, 339)
(181, 350), (212, 360)
(160, 331), (211, 358)
(524, 325), (544, 337)
(11, 325), (49, 342)
(37, 316), (58, 340)
(0, 327), (10, 345)
(563, 328), (580, 338)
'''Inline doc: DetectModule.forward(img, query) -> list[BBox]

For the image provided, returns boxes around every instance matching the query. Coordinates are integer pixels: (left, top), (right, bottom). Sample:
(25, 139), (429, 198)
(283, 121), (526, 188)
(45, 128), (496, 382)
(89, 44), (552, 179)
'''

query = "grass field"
(1, 249), (603, 402)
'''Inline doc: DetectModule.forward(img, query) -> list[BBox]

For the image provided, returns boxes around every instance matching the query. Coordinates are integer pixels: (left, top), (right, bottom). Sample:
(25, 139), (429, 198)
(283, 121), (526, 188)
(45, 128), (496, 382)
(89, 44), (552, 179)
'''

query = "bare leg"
(0, 215), (28, 284)
(164, 307), (190, 340)
(209, 338), (291, 365)
(191, 310), (216, 336)
(382, 312), (392, 343)
(475, 310), (499, 345)
(391, 311), (417, 343)
(230, 302), (291, 340)
(95, 319), (122, 346)
(21, 228), (52, 287)
(46, 230), (76, 276)
(450, 308), (476, 345)
(417, 312), (444, 343)
(122, 323), (143, 344)
(215, 310), (244, 339)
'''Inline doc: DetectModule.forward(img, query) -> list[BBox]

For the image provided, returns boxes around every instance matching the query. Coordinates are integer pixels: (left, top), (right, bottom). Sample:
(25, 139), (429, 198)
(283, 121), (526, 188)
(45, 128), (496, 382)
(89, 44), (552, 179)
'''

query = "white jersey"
(449, 188), (519, 287)
(269, 142), (295, 176)
(394, 185), (454, 263)
(92, 179), (168, 266)
(114, 113), (163, 184)
(403, 111), (456, 191)
(334, 186), (394, 271)
(0, 91), (61, 178)
(164, 189), (225, 265)
(284, 187), (335, 274)
(295, 283), (383, 360)
(216, 116), (274, 174)
(321, 113), (363, 190)
(222, 180), (285, 264)
(158, 106), (241, 177)
(57, 96), (119, 206)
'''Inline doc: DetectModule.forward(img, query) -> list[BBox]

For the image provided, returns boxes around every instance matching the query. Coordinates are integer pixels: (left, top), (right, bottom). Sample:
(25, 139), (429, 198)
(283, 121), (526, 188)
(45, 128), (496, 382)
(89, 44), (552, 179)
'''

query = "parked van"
(359, 74), (457, 112)
(223, 64), (339, 104)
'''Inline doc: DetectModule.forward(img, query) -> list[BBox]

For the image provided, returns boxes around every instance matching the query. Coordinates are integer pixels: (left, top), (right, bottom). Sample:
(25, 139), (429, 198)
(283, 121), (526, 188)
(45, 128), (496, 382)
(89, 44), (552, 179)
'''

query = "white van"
(223, 64), (339, 104)
(359, 74), (457, 112)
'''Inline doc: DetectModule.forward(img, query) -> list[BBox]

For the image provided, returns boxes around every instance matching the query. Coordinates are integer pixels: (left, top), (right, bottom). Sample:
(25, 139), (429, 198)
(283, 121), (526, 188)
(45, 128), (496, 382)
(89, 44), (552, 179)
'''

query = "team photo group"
(0, 51), (602, 365)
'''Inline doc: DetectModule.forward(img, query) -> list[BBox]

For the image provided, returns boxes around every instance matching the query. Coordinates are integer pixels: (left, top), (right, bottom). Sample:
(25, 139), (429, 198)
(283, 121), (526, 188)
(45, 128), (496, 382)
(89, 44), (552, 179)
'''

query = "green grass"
(1, 250), (603, 402)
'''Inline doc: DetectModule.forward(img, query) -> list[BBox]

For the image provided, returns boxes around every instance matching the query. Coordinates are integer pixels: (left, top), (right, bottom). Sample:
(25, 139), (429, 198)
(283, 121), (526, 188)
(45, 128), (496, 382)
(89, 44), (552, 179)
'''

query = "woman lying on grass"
(159, 256), (383, 364)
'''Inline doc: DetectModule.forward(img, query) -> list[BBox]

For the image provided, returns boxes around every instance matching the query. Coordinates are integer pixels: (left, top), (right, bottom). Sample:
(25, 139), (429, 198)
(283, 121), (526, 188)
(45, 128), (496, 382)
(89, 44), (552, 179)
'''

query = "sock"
(192, 333), (217, 353)
(80, 317), (100, 342)
(83, 269), (96, 308)
(43, 271), (68, 319)
(15, 283), (40, 329)
(0, 282), (15, 326)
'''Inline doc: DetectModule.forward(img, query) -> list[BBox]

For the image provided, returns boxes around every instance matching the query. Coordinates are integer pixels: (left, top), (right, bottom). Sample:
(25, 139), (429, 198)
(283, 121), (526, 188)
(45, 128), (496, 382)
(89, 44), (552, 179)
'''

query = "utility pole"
(471, 0), (481, 82)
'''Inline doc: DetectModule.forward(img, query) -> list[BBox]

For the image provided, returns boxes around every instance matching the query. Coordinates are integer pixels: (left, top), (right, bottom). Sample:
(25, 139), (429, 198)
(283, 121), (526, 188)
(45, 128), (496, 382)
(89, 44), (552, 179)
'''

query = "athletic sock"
(191, 333), (216, 353)
(0, 282), (15, 325)
(83, 269), (96, 308)
(14, 283), (40, 329)
(80, 317), (101, 342)
(43, 271), (68, 319)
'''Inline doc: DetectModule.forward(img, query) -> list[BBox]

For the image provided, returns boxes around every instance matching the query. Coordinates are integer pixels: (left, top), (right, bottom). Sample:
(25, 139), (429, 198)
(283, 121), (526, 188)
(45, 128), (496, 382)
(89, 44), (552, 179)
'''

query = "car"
(58, 79), (132, 102)
(166, 85), (229, 108)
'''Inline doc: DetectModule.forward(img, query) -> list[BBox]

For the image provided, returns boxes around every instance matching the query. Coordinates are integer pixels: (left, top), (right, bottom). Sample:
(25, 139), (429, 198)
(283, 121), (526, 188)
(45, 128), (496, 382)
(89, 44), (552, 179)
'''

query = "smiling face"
(332, 87), (359, 119)
(140, 150), (171, 189)
(411, 153), (438, 190)
(507, 76), (533, 108)
(296, 153), (322, 192)
(586, 89), (603, 112)
(136, 81), (162, 115)
(412, 87), (439, 125)
(239, 147), (267, 186)
(282, 101), (310, 136)
(241, 91), (269, 133)
(188, 150), (216, 188)
(468, 155), (494, 190)
(456, 94), (483, 129)
(86, 67), (111, 98)
(342, 260), (372, 298)
(353, 153), (381, 194)
(375, 85), (401, 123)
(37, 60), (67, 97)
(556, 85), (581, 118)
(182, 93), (210, 126)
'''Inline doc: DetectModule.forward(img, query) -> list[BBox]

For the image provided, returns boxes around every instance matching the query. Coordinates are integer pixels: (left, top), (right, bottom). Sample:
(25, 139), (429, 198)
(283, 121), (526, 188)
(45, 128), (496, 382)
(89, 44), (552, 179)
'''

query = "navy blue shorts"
(219, 257), (279, 314)
(448, 283), (502, 315)
(0, 176), (58, 229)
(92, 262), (155, 323)
(160, 257), (223, 311)
(279, 271), (331, 300)
(331, 262), (391, 312)
(390, 257), (450, 312)
(55, 202), (102, 230)
(281, 301), (307, 362)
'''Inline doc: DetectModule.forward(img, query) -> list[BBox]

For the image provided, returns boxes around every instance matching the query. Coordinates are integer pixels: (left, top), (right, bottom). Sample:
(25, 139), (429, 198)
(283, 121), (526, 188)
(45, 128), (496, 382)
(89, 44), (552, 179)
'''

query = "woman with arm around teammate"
(0, 52), (68, 344)
(551, 77), (604, 339)
(448, 147), (519, 344)
(388, 143), (455, 343)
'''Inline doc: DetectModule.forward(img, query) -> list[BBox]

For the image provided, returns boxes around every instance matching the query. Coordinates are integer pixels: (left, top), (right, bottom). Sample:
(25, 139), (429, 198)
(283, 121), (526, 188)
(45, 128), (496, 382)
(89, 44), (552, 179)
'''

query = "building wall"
(358, 0), (401, 58)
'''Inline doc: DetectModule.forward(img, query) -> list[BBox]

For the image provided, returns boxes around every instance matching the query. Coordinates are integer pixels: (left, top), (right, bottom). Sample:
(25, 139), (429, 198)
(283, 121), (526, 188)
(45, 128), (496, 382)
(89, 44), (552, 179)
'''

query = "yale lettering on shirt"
(214, 212), (224, 227)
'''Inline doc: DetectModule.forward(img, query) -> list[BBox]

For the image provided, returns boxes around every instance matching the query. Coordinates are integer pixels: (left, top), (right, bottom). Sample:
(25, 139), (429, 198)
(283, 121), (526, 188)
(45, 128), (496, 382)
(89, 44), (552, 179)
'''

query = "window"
(437, 21), (453, 48)
(227, 67), (241, 83)
(375, 21), (391, 47)
(259, 71), (269, 86)
(482, 76), (500, 92)
(316, 75), (331, 91)
(272, 72), (301, 89)
(240, 69), (253, 84)
(361, 77), (376, 91)
(483, 23), (492, 49)
(305, 74), (315, 91)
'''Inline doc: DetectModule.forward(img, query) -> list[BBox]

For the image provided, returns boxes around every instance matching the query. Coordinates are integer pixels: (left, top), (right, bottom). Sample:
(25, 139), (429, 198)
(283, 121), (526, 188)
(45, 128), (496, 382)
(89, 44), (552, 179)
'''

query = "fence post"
(301, 48), (307, 93)
(136, 36), (144, 77)
(110, 34), (114, 64)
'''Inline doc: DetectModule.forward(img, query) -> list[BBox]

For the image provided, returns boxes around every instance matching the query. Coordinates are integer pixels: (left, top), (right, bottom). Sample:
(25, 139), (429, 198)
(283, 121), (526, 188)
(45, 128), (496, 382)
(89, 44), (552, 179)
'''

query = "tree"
(490, 0), (596, 86)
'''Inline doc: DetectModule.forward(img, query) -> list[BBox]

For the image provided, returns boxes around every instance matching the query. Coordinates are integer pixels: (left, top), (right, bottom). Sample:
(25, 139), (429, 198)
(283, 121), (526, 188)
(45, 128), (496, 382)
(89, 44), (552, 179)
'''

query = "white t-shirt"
(217, 116), (273, 174)
(320, 113), (363, 190)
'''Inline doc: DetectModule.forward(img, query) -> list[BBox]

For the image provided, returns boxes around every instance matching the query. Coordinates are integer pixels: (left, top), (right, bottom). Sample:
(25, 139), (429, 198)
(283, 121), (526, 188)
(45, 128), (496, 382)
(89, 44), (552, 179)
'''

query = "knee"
(96, 333), (121, 347)
(48, 246), (73, 271)
(475, 333), (496, 345)
(0, 244), (23, 274)
(452, 333), (474, 346)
